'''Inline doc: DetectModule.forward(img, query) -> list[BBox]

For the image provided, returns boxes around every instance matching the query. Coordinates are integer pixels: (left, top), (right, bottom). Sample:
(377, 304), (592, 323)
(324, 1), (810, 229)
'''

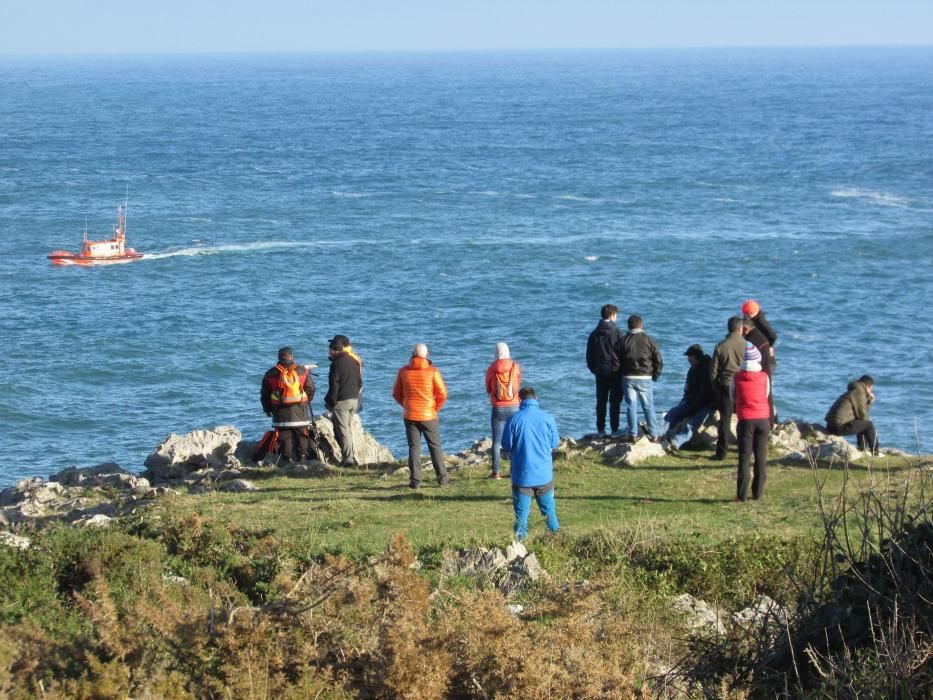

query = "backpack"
(495, 363), (516, 401)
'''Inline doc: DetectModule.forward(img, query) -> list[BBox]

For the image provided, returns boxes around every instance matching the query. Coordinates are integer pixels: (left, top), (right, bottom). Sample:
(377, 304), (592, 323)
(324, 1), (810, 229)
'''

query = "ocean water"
(1, 48), (931, 486)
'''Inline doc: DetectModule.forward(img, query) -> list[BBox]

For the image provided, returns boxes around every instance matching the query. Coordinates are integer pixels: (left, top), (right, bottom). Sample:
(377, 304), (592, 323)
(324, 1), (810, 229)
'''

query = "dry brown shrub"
(365, 532), (451, 699)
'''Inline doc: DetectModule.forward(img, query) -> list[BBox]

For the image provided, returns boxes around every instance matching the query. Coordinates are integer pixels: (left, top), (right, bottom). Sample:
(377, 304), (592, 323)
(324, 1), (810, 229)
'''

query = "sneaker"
(408, 481), (421, 490)
(438, 478), (451, 487)
(712, 452), (727, 461)
(610, 430), (625, 438)
(597, 429), (607, 436)
(489, 471), (502, 480)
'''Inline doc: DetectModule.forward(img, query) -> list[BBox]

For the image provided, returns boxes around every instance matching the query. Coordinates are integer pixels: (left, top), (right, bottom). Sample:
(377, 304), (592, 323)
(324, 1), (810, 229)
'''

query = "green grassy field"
(176, 448), (928, 558)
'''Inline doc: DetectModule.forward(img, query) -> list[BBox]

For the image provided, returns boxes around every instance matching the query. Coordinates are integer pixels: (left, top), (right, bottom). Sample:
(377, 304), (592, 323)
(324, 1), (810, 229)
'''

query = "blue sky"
(1, 1), (931, 55)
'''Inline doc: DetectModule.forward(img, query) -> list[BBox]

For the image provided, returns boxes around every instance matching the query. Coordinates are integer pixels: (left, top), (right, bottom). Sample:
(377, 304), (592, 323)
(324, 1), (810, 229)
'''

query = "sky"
(0, 0), (931, 55)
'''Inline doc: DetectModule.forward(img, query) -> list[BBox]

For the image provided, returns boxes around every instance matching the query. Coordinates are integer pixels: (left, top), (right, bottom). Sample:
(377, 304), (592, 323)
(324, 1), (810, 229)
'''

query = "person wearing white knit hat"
(484, 342), (522, 479)
(731, 342), (771, 501)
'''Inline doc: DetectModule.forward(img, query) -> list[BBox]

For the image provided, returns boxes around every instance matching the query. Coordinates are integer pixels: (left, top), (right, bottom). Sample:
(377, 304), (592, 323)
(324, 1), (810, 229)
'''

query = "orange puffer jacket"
(485, 358), (521, 407)
(392, 356), (448, 421)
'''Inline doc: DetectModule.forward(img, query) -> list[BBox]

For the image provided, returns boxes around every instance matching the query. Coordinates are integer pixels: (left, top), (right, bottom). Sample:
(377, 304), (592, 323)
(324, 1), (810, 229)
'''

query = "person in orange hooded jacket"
(484, 342), (521, 479)
(392, 343), (449, 488)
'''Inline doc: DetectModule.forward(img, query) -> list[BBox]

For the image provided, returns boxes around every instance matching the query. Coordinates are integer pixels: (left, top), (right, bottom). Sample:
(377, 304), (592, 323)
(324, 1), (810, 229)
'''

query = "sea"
(1, 47), (931, 486)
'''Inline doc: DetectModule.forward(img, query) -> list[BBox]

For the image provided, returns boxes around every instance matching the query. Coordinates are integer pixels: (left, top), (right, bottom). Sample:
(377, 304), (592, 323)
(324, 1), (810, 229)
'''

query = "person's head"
(858, 374), (875, 388)
(328, 334), (350, 358)
(412, 343), (429, 359)
(627, 314), (643, 330)
(685, 343), (704, 367)
(741, 299), (760, 318)
(518, 386), (536, 401)
(741, 315), (756, 335)
(495, 342), (510, 359)
(277, 346), (295, 366)
(600, 304), (618, 321)
(727, 315), (744, 333)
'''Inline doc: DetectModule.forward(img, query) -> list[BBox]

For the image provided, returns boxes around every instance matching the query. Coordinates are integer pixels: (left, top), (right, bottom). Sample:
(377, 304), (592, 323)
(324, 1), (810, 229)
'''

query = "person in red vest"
(731, 342), (771, 501)
(484, 342), (522, 479)
(261, 346), (315, 463)
(392, 343), (449, 488)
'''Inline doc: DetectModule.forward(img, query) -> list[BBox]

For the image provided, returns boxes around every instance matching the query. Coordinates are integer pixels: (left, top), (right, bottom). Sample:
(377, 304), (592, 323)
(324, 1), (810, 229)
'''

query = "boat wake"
(143, 240), (320, 260)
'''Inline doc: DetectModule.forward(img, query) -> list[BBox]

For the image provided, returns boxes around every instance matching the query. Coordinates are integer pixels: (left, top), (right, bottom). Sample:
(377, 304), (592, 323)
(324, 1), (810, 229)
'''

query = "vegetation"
(0, 448), (929, 697)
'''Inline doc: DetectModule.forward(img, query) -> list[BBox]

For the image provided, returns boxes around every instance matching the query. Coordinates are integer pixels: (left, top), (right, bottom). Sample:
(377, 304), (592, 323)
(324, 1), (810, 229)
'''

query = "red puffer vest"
(734, 370), (770, 420)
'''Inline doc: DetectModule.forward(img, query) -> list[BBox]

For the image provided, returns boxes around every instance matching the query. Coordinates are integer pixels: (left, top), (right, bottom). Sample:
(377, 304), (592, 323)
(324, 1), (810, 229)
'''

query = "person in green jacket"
(825, 375), (878, 454)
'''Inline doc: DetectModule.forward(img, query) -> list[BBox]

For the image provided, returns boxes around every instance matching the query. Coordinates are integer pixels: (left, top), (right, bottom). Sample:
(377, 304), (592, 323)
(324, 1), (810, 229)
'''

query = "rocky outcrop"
(672, 593), (788, 639)
(145, 426), (242, 483)
(311, 413), (395, 465)
(440, 540), (547, 595)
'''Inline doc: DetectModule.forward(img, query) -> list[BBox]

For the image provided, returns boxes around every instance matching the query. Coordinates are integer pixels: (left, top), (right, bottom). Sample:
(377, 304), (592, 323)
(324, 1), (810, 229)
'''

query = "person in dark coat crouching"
(261, 346), (315, 463)
(501, 387), (560, 541)
(661, 344), (716, 452)
(732, 343), (771, 501)
(825, 375), (878, 454)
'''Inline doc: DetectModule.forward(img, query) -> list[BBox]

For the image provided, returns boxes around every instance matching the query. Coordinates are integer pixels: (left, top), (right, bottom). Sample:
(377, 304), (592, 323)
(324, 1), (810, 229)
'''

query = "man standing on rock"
(710, 317), (746, 460)
(484, 342), (521, 479)
(825, 375), (879, 454)
(618, 314), (664, 442)
(324, 335), (363, 467)
(501, 387), (560, 541)
(392, 343), (449, 488)
(261, 346), (315, 464)
(586, 304), (623, 436)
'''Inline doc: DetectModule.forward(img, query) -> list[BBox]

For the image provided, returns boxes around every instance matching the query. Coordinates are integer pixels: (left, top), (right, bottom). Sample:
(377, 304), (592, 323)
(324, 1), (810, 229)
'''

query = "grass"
(171, 448), (929, 558)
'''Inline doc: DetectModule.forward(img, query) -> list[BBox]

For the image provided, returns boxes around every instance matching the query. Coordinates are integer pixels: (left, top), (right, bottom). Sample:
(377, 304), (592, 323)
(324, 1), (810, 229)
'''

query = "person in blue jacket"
(501, 386), (561, 540)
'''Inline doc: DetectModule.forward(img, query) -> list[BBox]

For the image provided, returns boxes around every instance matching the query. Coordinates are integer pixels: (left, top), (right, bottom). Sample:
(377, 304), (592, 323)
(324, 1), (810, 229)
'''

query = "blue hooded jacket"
(501, 399), (560, 487)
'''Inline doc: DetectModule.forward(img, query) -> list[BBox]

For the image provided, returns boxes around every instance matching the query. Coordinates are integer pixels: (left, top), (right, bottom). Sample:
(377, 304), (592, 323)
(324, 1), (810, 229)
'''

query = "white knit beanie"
(495, 342), (510, 359)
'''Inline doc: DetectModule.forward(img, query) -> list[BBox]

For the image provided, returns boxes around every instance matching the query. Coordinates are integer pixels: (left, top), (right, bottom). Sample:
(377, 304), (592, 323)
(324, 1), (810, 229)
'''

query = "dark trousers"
(278, 427), (309, 462)
(715, 386), (734, 456)
(595, 372), (622, 433)
(828, 420), (878, 453)
(737, 418), (769, 501)
(404, 418), (448, 485)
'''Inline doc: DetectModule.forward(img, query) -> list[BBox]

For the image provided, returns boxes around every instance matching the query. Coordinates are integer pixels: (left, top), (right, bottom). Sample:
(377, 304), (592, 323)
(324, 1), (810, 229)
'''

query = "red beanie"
(741, 299), (760, 317)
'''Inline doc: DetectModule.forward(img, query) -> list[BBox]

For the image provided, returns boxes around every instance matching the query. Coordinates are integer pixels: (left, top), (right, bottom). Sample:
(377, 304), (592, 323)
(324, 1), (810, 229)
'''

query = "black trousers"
(277, 427), (309, 462)
(715, 386), (734, 456)
(737, 418), (769, 501)
(595, 372), (622, 433)
(828, 420), (878, 453)
(404, 418), (448, 485)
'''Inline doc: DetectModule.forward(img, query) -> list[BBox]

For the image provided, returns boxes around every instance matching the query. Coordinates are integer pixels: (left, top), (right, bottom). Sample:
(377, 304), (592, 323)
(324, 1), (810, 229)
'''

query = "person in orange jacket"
(392, 343), (449, 488)
(484, 342), (521, 479)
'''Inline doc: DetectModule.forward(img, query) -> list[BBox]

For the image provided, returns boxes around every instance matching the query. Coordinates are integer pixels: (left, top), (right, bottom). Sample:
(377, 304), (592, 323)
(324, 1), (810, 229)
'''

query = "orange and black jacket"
(325, 350), (363, 409)
(392, 356), (447, 421)
(261, 363), (315, 424)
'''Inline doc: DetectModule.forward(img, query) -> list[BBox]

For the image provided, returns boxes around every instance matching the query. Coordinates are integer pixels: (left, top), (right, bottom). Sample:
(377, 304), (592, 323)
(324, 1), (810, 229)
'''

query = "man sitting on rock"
(661, 344), (716, 453)
(825, 375), (879, 455)
(501, 387), (561, 541)
(261, 346), (315, 464)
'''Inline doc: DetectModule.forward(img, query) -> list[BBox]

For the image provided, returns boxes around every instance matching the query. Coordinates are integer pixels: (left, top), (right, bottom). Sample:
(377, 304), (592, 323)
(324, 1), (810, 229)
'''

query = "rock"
(731, 595), (787, 630)
(671, 593), (726, 636)
(218, 479), (258, 493)
(0, 531), (31, 549)
(440, 541), (548, 595)
(809, 435), (861, 462)
(505, 540), (528, 562)
(311, 414), (395, 466)
(506, 604), (524, 615)
(685, 412), (735, 450)
(769, 421), (810, 454)
(144, 426), (242, 483)
(162, 574), (189, 586)
(51, 463), (151, 492)
(616, 438), (667, 466)
(77, 513), (113, 528)
(281, 460), (328, 477)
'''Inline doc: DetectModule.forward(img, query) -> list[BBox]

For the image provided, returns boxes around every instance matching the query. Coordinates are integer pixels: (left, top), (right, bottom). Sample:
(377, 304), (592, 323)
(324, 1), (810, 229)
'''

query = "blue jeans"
(512, 486), (559, 540)
(623, 377), (661, 438)
(664, 400), (711, 449)
(490, 405), (519, 473)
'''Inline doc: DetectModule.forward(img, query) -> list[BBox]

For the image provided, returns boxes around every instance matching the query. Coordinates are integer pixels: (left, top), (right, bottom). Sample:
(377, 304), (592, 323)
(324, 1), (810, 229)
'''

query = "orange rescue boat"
(48, 203), (143, 266)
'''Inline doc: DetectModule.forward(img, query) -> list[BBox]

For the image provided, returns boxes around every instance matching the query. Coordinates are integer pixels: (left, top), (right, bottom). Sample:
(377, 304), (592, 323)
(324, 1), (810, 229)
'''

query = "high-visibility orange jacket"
(392, 356), (447, 421)
(485, 358), (521, 407)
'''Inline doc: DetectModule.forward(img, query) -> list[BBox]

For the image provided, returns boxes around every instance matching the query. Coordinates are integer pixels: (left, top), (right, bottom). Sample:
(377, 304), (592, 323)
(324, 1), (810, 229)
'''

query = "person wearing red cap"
(740, 300), (777, 348)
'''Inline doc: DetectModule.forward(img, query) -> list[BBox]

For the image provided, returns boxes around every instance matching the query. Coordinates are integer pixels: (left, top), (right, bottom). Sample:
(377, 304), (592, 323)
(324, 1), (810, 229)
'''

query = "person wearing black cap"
(261, 346), (315, 463)
(661, 344), (716, 452)
(324, 335), (363, 466)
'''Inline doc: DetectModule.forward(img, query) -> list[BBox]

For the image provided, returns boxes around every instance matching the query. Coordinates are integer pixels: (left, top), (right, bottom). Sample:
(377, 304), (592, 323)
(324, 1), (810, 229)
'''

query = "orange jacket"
(485, 358), (521, 407)
(392, 356), (448, 421)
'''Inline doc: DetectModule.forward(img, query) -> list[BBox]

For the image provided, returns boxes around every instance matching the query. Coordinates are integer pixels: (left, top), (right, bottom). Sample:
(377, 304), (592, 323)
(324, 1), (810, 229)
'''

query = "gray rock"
(144, 425), (242, 483)
(312, 414), (395, 465)
(441, 541), (548, 595)
(617, 439), (667, 466)
(0, 531), (31, 549)
(731, 595), (787, 629)
(671, 593), (726, 636)
(809, 435), (861, 462)
(218, 479), (259, 493)
(77, 513), (112, 528)
(769, 421), (810, 454)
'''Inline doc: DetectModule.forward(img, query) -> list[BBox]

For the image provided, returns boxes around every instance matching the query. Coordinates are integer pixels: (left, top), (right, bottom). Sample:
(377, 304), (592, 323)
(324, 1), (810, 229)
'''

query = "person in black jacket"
(324, 334), (363, 466)
(586, 304), (624, 435)
(742, 316), (777, 425)
(661, 344), (716, 451)
(261, 346), (315, 463)
(618, 315), (664, 441)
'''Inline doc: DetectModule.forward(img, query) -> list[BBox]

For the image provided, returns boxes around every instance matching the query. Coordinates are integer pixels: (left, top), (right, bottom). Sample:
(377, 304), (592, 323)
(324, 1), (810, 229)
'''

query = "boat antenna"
(83, 215), (88, 242)
(124, 186), (128, 237)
